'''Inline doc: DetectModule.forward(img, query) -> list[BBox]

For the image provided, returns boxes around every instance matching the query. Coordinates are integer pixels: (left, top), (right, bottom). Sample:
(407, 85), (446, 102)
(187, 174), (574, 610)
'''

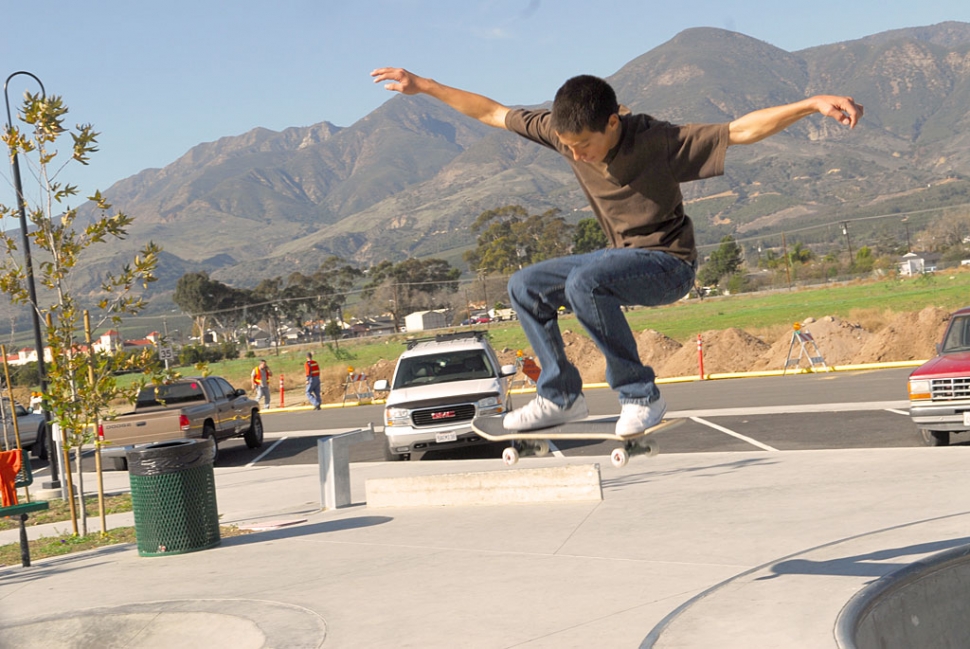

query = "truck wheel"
(203, 422), (219, 464)
(244, 413), (264, 449)
(921, 429), (950, 447)
(31, 423), (48, 460)
(112, 457), (129, 471)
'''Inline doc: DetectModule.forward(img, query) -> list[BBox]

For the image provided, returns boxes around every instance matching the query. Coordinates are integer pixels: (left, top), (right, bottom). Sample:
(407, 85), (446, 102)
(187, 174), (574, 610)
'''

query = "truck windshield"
(942, 315), (970, 353)
(394, 350), (495, 389)
(137, 382), (206, 407)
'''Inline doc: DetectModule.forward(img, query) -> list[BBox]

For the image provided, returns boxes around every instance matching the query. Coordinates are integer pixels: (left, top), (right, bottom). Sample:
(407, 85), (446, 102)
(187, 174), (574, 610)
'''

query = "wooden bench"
(1, 451), (50, 568)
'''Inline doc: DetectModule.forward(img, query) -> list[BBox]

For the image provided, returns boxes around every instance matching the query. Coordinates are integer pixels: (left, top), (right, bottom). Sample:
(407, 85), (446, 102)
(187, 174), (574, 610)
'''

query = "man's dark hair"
(551, 75), (619, 135)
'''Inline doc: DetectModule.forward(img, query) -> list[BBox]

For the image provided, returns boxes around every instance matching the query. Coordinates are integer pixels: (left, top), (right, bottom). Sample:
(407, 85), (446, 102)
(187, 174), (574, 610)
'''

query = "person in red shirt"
(305, 352), (321, 410)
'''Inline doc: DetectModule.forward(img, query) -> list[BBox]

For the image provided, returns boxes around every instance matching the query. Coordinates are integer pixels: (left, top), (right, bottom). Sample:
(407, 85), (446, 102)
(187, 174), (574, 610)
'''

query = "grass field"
(125, 270), (968, 394)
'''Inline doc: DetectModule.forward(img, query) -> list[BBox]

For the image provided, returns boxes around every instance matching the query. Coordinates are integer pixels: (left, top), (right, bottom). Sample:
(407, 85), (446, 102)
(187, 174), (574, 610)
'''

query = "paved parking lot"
(59, 366), (935, 476)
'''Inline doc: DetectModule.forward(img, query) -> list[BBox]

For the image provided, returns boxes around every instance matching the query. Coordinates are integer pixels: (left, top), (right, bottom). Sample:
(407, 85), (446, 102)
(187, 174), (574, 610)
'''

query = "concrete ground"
(2, 442), (970, 648)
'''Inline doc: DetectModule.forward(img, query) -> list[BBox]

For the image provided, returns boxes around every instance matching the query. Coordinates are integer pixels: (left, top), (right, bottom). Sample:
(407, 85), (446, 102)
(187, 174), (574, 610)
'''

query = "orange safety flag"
(0, 449), (23, 507)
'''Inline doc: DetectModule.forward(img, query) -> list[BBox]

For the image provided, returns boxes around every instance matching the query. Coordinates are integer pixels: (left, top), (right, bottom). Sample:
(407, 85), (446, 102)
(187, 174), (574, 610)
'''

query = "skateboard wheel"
(610, 448), (629, 468)
(534, 440), (550, 457)
(642, 440), (659, 458)
(502, 446), (520, 466)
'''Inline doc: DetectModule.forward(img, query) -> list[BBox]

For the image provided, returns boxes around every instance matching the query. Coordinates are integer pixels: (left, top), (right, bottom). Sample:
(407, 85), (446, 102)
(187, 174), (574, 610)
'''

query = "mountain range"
(74, 21), (970, 297)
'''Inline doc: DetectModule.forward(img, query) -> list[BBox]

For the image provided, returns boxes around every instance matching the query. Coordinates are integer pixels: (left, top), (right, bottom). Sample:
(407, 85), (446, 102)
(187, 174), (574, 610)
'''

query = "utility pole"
(841, 222), (854, 266)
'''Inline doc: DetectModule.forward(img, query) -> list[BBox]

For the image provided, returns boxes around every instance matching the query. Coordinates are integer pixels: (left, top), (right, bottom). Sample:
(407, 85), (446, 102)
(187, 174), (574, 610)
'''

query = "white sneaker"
(503, 395), (588, 431)
(615, 396), (667, 438)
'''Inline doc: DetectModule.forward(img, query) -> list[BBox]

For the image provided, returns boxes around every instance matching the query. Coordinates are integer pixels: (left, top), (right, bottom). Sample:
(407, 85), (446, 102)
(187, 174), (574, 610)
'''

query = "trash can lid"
(127, 437), (215, 476)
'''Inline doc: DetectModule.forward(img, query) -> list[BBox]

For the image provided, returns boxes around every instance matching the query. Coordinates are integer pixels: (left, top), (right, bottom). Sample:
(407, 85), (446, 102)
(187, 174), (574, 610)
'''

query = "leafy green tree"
(573, 217), (609, 254)
(362, 258), (460, 327)
(173, 272), (241, 342)
(286, 256), (362, 337)
(464, 205), (575, 273)
(853, 246), (875, 273)
(698, 236), (744, 287)
(0, 92), (170, 535)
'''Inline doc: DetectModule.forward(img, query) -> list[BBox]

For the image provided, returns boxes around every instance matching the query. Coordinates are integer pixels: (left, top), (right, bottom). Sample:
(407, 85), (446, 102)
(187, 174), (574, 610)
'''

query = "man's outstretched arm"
(371, 67), (510, 130)
(728, 95), (863, 146)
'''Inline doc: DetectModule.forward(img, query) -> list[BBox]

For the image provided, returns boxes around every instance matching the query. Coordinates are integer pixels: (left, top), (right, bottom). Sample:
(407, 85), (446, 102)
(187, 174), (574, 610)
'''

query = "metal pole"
(841, 222), (854, 265)
(3, 72), (58, 489)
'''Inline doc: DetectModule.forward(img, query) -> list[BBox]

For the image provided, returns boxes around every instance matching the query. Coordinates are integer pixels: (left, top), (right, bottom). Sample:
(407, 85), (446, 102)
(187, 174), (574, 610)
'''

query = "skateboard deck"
(471, 416), (683, 467)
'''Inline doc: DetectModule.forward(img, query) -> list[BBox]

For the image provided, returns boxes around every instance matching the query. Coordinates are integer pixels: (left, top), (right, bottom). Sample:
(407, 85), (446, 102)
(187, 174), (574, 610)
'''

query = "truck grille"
(931, 378), (970, 400)
(411, 403), (476, 427)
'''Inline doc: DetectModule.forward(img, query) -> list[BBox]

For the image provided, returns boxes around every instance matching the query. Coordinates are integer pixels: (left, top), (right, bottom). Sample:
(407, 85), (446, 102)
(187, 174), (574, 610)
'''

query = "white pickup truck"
(374, 331), (516, 461)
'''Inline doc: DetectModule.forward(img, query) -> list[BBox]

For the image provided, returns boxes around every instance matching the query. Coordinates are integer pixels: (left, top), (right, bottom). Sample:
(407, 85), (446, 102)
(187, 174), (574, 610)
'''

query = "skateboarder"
(371, 67), (862, 436)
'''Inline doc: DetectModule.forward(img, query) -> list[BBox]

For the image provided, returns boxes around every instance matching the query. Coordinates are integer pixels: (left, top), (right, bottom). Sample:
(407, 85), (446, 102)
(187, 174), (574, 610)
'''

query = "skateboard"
(471, 415), (684, 468)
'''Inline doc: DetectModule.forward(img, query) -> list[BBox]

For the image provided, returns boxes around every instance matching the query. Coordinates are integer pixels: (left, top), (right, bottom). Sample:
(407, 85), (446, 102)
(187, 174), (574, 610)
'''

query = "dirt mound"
(563, 328), (685, 384)
(659, 328), (771, 377)
(752, 316), (872, 371)
(637, 329), (684, 371)
(320, 357), (395, 404)
(561, 329), (607, 384)
(852, 306), (951, 363)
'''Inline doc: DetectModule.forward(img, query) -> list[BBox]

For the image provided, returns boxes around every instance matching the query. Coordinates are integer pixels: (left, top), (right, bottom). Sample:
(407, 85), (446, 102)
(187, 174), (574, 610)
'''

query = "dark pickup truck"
(909, 306), (970, 446)
(100, 376), (264, 469)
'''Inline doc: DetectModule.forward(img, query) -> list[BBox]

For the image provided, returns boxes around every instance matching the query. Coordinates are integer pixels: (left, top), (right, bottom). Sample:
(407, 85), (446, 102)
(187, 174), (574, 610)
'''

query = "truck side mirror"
(373, 379), (389, 391)
(500, 364), (517, 377)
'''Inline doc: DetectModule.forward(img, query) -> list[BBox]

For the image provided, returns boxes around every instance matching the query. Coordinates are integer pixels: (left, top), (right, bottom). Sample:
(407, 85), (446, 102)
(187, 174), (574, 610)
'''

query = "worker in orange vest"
(305, 351), (321, 410)
(251, 359), (272, 408)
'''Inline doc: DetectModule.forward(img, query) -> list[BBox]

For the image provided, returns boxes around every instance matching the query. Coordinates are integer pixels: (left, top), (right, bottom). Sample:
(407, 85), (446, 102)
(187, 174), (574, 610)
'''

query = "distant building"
(404, 310), (448, 332)
(898, 252), (941, 276)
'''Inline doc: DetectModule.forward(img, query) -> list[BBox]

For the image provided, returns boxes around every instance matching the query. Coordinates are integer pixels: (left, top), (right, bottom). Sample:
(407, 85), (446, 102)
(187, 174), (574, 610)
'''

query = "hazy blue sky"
(2, 1), (969, 208)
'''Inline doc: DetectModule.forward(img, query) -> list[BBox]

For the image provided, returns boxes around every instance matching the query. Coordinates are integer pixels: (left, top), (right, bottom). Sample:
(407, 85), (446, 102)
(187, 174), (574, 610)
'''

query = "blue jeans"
(306, 376), (321, 407)
(507, 249), (696, 407)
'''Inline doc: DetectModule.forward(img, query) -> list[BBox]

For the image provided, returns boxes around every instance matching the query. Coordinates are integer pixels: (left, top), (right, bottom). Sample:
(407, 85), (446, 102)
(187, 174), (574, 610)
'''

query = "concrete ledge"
(837, 543), (970, 649)
(365, 464), (603, 508)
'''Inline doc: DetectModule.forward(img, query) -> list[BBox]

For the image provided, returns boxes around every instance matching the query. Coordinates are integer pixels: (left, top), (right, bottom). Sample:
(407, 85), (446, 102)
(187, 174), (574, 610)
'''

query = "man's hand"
(814, 95), (864, 129)
(729, 94), (865, 146)
(370, 66), (510, 129)
(371, 67), (424, 95)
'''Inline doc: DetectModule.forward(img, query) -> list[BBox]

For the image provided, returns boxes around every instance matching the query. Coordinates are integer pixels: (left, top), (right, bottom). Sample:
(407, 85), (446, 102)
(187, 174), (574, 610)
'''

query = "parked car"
(100, 376), (263, 470)
(374, 331), (516, 461)
(909, 306), (970, 446)
(0, 397), (48, 459)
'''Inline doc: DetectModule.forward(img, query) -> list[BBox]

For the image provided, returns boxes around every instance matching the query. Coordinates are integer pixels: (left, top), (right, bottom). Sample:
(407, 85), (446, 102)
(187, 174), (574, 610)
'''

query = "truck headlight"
(477, 396), (503, 415)
(385, 407), (410, 426)
(908, 380), (931, 400)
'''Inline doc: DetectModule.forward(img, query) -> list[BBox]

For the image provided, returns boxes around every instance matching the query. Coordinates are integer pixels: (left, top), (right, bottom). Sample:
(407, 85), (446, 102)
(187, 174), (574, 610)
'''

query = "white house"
(898, 252), (940, 276)
(404, 310), (447, 332)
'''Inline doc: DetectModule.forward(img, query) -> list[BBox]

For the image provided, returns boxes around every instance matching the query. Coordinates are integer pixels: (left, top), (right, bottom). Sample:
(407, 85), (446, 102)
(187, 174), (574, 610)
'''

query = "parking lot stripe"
(690, 417), (779, 452)
(885, 409), (910, 416)
(548, 440), (565, 458)
(247, 436), (288, 467)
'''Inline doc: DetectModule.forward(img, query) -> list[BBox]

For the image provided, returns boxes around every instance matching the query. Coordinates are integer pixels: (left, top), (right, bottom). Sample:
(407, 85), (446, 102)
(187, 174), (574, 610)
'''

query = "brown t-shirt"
(504, 109), (729, 262)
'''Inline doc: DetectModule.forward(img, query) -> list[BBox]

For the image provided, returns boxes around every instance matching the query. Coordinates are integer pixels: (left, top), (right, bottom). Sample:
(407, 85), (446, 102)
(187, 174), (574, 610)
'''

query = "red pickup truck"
(909, 306), (970, 446)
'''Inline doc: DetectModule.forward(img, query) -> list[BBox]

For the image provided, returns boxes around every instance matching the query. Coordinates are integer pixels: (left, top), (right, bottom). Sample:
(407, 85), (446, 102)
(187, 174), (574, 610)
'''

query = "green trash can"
(127, 438), (220, 557)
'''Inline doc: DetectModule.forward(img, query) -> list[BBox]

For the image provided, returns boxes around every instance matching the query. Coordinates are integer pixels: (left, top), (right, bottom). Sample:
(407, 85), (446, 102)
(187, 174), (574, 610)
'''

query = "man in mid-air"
(372, 66), (862, 436)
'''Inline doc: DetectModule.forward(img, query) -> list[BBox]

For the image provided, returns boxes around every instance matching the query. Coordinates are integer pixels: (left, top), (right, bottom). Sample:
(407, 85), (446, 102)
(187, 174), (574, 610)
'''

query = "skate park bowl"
(836, 544), (970, 648)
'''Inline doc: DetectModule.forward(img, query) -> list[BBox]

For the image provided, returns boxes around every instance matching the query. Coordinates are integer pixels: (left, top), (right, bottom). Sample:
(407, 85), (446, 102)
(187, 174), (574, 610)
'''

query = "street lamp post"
(3, 71), (59, 489)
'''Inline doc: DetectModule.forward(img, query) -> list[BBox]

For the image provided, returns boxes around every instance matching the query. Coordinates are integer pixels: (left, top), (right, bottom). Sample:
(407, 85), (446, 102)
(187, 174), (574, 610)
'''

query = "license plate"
(435, 431), (458, 444)
(963, 412), (970, 426)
